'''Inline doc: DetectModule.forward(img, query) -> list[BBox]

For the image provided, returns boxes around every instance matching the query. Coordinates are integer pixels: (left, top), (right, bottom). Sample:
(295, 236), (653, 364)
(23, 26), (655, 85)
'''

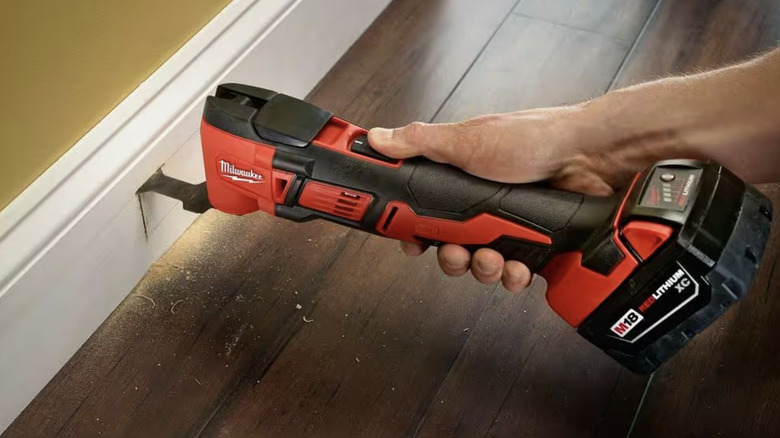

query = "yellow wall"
(0, 0), (232, 210)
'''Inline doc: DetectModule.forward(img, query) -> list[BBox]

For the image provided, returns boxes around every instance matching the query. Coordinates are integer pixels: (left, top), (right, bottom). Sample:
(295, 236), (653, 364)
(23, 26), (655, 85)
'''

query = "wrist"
(568, 85), (703, 174)
(552, 49), (780, 185)
(587, 87), (695, 155)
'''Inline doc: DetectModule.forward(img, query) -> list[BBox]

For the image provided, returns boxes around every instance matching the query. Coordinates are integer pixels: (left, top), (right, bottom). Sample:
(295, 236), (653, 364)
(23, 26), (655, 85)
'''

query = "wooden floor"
(5, 1), (780, 437)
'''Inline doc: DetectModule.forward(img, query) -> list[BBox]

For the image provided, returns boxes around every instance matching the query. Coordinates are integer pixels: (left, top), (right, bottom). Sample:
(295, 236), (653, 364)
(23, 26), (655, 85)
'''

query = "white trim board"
(0, 0), (391, 432)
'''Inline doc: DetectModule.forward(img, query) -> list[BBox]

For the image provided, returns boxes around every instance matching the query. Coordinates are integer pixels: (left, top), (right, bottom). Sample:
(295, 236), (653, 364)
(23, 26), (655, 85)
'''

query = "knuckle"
(403, 121), (428, 142)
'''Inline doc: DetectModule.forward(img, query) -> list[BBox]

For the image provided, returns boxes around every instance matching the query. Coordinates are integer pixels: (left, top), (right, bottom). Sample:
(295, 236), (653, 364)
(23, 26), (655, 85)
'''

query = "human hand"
(367, 107), (643, 292)
(369, 48), (780, 292)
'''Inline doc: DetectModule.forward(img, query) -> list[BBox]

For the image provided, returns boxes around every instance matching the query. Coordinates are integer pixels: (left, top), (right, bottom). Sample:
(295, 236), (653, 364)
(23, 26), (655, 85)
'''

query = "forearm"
(571, 48), (780, 184)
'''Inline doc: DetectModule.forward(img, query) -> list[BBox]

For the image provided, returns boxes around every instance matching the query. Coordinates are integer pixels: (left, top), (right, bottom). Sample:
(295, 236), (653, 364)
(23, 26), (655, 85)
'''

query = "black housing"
(579, 161), (773, 373)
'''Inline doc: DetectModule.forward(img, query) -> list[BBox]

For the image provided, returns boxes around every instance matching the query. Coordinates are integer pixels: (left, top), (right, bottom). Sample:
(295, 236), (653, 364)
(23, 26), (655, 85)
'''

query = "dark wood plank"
(200, 237), (495, 438)
(514, 0), (658, 43)
(2, 214), (355, 438)
(410, 3), (658, 437)
(613, 0), (780, 88)
(2, 0), (521, 437)
(435, 8), (650, 121)
(607, 1), (780, 437)
(307, 0), (519, 127)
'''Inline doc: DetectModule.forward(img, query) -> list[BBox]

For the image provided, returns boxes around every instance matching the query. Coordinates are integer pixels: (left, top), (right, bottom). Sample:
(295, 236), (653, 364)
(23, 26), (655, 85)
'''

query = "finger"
(470, 248), (504, 285)
(367, 126), (422, 159)
(368, 121), (464, 163)
(437, 244), (471, 277)
(400, 241), (428, 256)
(501, 261), (532, 292)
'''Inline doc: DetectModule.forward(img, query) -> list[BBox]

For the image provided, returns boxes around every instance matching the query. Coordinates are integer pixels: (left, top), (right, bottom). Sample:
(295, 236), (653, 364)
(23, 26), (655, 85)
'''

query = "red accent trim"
(298, 182), (373, 221)
(200, 119), (277, 215)
(622, 221), (673, 260)
(376, 201), (552, 245)
(542, 174), (642, 327)
(313, 117), (403, 168)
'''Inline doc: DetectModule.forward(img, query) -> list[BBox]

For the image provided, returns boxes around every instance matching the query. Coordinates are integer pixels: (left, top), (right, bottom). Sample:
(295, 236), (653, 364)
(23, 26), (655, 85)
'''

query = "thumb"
(367, 122), (462, 164)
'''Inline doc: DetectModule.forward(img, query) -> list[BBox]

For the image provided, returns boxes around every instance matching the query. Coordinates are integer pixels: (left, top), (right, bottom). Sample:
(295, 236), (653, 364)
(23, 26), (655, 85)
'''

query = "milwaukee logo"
(414, 223), (440, 236)
(220, 160), (263, 184)
(610, 309), (644, 337)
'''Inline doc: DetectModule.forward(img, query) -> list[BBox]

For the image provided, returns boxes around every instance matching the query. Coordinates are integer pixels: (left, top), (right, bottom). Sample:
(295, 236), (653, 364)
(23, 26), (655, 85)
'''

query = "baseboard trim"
(0, 0), (390, 431)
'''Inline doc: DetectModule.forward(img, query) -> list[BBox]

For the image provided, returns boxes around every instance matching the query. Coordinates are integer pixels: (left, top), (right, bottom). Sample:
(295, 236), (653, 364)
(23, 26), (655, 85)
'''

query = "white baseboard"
(0, 0), (390, 431)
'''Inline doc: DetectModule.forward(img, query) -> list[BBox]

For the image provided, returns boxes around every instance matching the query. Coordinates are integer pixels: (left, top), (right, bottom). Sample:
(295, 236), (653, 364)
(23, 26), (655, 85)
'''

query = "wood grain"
(3, 0), (522, 437)
(609, 1), (780, 437)
(2, 213), (355, 437)
(307, 0), (520, 127)
(613, 0), (780, 88)
(5, 1), (778, 437)
(514, 0), (658, 43)
(434, 9), (645, 121)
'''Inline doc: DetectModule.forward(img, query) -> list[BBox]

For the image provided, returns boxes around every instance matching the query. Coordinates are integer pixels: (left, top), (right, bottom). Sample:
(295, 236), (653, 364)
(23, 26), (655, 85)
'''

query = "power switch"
(350, 134), (399, 164)
(298, 181), (373, 222)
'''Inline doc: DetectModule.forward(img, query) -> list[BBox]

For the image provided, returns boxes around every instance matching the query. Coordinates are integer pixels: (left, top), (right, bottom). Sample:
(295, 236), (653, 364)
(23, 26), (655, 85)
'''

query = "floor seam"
(606, 0), (664, 92)
(626, 372), (655, 438)
(429, 0), (525, 123)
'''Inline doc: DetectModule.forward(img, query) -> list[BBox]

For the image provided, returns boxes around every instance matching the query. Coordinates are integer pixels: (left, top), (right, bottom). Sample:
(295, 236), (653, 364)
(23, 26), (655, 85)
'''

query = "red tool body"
(145, 84), (774, 373)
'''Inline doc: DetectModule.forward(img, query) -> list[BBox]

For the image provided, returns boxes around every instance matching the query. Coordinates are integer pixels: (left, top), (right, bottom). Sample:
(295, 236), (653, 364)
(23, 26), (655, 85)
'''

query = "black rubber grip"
(498, 186), (584, 231)
(408, 161), (501, 213)
(401, 161), (612, 269)
(279, 144), (616, 269)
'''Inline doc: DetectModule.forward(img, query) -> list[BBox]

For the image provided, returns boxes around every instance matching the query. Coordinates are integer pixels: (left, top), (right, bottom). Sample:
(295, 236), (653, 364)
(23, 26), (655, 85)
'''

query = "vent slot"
(271, 170), (295, 203)
(381, 206), (399, 231)
(337, 197), (359, 207)
(274, 178), (288, 196)
(334, 203), (355, 213)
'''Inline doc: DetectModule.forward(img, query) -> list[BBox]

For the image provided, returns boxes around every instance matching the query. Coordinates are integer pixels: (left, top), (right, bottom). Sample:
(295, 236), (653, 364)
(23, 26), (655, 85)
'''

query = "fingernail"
(476, 259), (500, 276)
(370, 127), (393, 142)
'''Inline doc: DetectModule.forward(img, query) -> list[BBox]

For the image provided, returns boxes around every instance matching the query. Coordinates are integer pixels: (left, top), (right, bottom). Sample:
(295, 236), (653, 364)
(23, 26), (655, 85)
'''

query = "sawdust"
(34, 209), (306, 416)
(158, 210), (273, 269)
(134, 294), (156, 309)
(224, 324), (246, 359)
(170, 299), (184, 314)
